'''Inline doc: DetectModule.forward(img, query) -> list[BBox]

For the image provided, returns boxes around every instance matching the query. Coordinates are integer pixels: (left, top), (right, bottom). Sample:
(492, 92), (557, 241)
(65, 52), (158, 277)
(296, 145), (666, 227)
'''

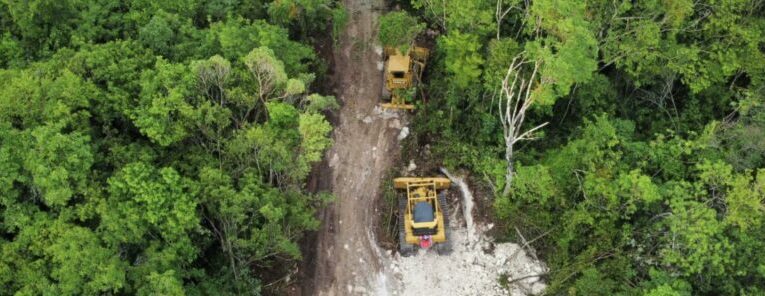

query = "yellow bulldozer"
(394, 177), (452, 256)
(381, 46), (430, 110)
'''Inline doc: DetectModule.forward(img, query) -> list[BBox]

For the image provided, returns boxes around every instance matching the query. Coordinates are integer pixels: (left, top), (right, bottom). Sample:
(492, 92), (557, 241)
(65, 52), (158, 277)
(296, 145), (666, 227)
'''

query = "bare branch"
(514, 122), (549, 144)
(498, 54), (547, 196)
(496, 0), (517, 39)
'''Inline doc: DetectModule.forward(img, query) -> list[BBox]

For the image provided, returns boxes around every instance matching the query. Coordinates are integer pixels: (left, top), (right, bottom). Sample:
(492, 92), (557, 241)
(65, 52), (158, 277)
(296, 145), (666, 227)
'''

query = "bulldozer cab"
(381, 46), (429, 111)
(405, 185), (439, 231)
(386, 54), (411, 88)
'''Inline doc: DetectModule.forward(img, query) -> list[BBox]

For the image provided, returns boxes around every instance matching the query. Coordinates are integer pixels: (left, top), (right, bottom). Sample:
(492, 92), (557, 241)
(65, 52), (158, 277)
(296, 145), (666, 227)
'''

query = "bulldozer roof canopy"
(413, 202), (435, 223)
(388, 54), (410, 73)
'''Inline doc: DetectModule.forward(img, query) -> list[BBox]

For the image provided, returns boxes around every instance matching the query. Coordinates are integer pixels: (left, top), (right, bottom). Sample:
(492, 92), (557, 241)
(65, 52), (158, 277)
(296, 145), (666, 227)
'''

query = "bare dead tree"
(495, 0), (517, 39)
(498, 55), (548, 196)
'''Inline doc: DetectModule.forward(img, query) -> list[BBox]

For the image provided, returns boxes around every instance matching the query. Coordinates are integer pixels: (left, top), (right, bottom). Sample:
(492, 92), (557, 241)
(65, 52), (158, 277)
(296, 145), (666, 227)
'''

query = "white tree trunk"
(504, 143), (514, 196)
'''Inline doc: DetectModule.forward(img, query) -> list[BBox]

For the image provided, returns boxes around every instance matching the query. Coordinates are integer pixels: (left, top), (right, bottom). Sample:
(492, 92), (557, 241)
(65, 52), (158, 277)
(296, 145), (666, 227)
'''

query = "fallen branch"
(515, 227), (539, 262)
(509, 227), (553, 264)
(507, 273), (548, 285)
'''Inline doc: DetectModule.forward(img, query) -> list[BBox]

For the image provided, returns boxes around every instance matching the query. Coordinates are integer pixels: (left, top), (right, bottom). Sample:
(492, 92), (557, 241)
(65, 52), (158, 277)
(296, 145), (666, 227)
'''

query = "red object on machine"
(419, 235), (432, 248)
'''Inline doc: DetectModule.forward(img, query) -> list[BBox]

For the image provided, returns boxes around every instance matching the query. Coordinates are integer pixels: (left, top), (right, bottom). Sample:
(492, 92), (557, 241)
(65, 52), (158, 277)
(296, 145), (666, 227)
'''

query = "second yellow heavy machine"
(381, 46), (430, 110)
(394, 177), (452, 256)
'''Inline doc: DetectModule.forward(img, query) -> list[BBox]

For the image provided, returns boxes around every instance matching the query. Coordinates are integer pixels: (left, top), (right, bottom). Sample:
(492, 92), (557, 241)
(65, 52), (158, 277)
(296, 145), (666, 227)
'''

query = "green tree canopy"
(378, 11), (425, 52)
(0, 1), (342, 294)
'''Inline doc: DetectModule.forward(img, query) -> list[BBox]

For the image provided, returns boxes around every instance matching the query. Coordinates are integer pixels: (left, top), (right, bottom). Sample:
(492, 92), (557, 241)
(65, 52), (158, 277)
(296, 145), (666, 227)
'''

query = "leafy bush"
(378, 11), (425, 52)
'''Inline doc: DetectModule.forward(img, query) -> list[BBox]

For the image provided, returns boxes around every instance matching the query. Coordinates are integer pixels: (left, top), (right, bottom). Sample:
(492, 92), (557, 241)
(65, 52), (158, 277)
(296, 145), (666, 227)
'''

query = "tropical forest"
(0, 0), (763, 295)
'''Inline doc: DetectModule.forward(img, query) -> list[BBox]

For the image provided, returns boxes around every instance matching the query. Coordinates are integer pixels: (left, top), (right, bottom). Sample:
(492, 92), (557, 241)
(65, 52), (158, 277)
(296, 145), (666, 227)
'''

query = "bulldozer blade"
(393, 177), (451, 189)
(380, 102), (415, 110)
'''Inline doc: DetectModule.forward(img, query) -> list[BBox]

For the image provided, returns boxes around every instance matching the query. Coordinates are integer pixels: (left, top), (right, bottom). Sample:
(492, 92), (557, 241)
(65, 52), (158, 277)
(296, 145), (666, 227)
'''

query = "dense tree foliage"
(399, 0), (765, 294)
(3, 0), (764, 294)
(378, 11), (425, 52)
(0, 1), (342, 294)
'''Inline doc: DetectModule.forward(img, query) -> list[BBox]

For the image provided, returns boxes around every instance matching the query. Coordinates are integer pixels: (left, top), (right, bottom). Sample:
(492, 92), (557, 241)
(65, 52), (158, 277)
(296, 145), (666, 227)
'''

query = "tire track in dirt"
(309, 0), (402, 295)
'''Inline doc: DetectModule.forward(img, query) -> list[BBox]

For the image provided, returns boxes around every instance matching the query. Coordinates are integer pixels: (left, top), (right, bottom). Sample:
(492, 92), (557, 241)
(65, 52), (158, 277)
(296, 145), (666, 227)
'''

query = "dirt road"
(309, 0), (402, 294)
